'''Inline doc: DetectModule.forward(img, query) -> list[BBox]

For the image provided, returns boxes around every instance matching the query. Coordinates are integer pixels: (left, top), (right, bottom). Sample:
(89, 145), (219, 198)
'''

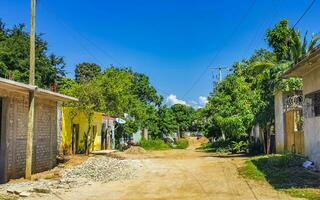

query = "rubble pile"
(0, 156), (142, 197)
(61, 156), (141, 182)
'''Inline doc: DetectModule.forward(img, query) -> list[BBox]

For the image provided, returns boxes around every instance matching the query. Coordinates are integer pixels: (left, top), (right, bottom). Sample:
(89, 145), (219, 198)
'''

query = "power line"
(39, 1), (124, 67)
(182, 0), (257, 99)
(292, 0), (316, 29)
(38, 1), (171, 97)
(242, 0), (280, 58)
(38, 2), (106, 67)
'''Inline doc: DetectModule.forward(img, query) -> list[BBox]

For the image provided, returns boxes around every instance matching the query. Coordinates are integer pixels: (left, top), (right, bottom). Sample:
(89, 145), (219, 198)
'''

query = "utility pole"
(25, 0), (36, 179)
(210, 67), (229, 85)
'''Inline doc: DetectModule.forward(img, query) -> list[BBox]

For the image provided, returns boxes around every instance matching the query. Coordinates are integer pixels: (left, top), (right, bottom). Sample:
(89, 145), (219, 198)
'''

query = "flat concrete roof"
(0, 77), (78, 102)
(283, 45), (320, 78)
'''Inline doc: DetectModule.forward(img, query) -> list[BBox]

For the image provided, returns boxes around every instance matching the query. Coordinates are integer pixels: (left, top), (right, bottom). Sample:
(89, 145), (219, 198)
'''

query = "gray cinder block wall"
(1, 89), (58, 181)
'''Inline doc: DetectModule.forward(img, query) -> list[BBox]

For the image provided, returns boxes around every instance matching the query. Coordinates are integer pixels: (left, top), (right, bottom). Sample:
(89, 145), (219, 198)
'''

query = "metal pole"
(219, 67), (222, 82)
(25, 0), (36, 179)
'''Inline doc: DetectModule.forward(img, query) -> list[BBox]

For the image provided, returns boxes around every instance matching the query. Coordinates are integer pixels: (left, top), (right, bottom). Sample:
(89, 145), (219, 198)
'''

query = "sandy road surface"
(30, 149), (303, 200)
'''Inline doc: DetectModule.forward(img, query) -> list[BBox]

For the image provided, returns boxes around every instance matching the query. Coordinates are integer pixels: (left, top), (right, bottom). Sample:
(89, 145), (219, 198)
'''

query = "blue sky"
(1, 0), (319, 107)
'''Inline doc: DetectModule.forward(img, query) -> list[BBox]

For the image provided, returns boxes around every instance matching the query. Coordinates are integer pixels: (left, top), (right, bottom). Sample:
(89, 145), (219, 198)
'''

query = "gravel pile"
(61, 156), (141, 182)
(0, 156), (142, 197)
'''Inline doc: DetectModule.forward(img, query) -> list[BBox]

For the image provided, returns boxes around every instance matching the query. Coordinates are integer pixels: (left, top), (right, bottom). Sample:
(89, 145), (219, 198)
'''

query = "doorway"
(284, 110), (304, 154)
(72, 124), (79, 154)
(101, 123), (106, 150)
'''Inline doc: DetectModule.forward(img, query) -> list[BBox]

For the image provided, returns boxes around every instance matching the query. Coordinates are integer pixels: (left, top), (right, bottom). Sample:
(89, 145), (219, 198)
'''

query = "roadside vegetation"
(239, 154), (320, 200)
(201, 19), (319, 155)
(174, 138), (189, 149)
(140, 138), (189, 150)
(140, 138), (171, 150)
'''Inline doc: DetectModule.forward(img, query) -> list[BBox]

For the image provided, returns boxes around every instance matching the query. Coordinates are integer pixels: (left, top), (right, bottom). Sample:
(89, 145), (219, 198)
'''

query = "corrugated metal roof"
(0, 77), (78, 101)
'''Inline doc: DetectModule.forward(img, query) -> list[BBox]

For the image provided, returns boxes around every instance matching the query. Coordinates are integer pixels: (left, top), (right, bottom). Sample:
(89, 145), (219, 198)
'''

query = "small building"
(278, 46), (320, 166)
(274, 91), (304, 155)
(0, 78), (77, 183)
(61, 108), (115, 154)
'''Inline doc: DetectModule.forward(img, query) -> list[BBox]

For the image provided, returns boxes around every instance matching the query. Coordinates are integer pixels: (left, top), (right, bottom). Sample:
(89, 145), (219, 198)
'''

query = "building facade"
(61, 108), (115, 154)
(0, 78), (77, 183)
(280, 46), (320, 166)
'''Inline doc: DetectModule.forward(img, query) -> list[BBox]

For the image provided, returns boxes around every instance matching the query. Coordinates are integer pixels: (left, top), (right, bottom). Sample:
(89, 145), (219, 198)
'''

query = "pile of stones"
(0, 156), (142, 197)
(61, 156), (141, 183)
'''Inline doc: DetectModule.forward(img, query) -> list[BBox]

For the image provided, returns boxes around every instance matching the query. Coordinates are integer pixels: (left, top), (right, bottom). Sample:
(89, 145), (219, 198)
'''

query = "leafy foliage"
(174, 138), (189, 149)
(140, 138), (171, 150)
(75, 62), (101, 83)
(0, 20), (65, 88)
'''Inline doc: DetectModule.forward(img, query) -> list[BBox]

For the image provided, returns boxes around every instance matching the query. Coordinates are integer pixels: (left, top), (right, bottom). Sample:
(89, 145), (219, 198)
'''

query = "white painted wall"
(274, 91), (285, 153)
(303, 67), (320, 165)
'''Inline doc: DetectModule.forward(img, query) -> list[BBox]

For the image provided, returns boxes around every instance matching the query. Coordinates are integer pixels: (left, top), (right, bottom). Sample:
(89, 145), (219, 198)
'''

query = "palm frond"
(307, 33), (320, 53)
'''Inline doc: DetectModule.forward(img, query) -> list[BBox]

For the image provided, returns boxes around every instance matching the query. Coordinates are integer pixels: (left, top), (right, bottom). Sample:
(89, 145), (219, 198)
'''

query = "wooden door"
(284, 110), (304, 154)
(72, 124), (79, 154)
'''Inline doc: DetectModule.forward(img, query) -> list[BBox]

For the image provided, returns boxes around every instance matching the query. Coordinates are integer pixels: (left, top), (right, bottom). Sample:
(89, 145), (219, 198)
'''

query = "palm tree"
(289, 30), (320, 63)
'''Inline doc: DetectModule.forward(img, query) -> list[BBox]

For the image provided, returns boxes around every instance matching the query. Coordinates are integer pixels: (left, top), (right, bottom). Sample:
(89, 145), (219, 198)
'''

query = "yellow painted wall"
(61, 107), (103, 153)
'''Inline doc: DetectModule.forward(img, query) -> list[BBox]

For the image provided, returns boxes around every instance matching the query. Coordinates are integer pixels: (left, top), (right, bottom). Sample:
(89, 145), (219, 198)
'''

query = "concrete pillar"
(275, 91), (285, 153)
(56, 102), (63, 154)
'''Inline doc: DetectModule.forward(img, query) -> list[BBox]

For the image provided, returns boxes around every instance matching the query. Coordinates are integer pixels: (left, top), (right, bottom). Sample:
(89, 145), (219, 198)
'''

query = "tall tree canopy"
(0, 21), (65, 88)
(75, 62), (101, 83)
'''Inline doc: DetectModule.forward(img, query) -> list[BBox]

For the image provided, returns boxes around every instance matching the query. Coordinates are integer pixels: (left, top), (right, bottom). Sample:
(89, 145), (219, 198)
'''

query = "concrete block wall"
(0, 89), (58, 180)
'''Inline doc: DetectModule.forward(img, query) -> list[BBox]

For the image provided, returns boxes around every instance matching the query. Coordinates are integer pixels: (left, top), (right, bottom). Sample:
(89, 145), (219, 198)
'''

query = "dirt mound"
(124, 146), (147, 154)
(186, 136), (209, 150)
(197, 136), (209, 144)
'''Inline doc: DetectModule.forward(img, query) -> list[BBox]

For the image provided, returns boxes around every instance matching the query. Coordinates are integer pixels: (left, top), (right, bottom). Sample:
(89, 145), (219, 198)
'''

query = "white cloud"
(198, 96), (208, 107)
(166, 94), (187, 106)
(188, 96), (208, 109)
(166, 94), (208, 109)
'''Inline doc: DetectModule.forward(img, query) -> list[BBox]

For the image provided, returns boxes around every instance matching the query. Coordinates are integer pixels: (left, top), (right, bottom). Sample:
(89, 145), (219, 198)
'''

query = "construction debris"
(0, 156), (142, 198)
(62, 156), (141, 183)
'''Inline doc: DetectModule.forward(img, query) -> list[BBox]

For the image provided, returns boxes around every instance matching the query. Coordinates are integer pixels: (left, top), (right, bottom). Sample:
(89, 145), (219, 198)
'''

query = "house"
(276, 46), (320, 166)
(274, 91), (304, 155)
(61, 108), (115, 154)
(0, 78), (77, 183)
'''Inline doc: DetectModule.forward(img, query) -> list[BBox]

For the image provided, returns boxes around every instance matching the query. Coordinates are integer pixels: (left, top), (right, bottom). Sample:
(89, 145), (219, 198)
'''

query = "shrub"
(140, 138), (171, 150)
(231, 140), (248, 153)
(199, 139), (233, 153)
(175, 138), (189, 149)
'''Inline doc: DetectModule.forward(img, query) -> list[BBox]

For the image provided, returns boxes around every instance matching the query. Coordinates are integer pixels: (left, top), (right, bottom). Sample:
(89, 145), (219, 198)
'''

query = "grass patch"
(174, 138), (189, 149)
(281, 188), (320, 200)
(199, 140), (230, 153)
(140, 138), (171, 150)
(240, 154), (320, 200)
(238, 160), (266, 181)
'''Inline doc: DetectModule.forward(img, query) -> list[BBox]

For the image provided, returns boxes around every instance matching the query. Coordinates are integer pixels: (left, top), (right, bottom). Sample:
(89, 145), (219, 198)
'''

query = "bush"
(140, 138), (171, 150)
(174, 138), (189, 149)
(231, 140), (248, 153)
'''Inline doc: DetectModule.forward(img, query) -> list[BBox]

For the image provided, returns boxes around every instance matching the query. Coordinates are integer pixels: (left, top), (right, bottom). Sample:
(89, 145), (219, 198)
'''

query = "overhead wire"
(182, 0), (257, 99)
(38, 1), (172, 97)
(292, 0), (317, 29)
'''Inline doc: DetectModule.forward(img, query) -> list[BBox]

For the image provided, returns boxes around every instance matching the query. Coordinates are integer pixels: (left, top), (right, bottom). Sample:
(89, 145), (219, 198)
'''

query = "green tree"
(158, 105), (177, 136)
(289, 30), (320, 63)
(205, 75), (257, 140)
(0, 21), (65, 88)
(171, 104), (195, 136)
(266, 19), (294, 62)
(75, 62), (101, 83)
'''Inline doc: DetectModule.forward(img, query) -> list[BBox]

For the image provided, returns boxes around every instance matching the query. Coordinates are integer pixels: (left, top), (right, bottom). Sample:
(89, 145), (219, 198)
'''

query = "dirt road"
(32, 149), (301, 200)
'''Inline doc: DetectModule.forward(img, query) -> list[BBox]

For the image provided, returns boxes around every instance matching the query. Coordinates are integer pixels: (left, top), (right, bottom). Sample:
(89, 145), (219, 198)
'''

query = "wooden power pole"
(25, 0), (36, 179)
